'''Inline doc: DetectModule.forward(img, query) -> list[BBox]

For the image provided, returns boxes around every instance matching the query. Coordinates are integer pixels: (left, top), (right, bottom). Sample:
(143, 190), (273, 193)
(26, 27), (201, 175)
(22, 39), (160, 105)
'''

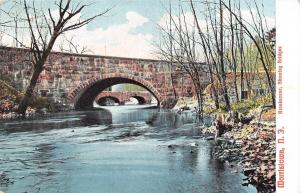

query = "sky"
(0, 0), (275, 59)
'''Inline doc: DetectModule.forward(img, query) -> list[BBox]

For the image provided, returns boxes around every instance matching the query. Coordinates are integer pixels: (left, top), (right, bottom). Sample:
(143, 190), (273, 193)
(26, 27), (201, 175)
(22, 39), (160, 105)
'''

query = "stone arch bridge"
(96, 91), (153, 105)
(0, 47), (209, 110)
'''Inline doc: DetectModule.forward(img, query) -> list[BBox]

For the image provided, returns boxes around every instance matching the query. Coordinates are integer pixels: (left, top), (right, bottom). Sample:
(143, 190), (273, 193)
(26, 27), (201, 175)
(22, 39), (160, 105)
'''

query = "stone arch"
(129, 96), (147, 105)
(68, 73), (163, 110)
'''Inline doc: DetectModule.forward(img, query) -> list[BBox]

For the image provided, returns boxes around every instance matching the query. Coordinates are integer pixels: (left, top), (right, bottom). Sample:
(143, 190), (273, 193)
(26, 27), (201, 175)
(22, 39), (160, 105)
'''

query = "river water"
(0, 105), (257, 193)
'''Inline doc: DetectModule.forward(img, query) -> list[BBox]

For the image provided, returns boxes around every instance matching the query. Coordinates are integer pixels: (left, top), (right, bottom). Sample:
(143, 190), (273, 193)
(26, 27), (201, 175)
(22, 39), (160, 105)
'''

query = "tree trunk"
(208, 65), (219, 109)
(17, 66), (43, 115)
(219, 0), (231, 111)
(195, 83), (203, 121)
(233, 72), (239, 102)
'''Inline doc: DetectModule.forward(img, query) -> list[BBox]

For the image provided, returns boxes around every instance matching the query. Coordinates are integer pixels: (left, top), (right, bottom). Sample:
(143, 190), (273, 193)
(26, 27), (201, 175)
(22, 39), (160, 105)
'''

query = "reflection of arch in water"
(145, 111), (159, 126)
(68, 74), (163, 110)
(81, 109), (113, 125)
(97, 96), (120, 106)
(99, 107), (160, 125)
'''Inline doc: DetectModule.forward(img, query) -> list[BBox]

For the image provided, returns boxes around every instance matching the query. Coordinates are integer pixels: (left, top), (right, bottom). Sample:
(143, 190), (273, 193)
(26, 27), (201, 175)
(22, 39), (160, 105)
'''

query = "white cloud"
(158, 8), (275, 38)
(126, 11), (148, 28)
(159, 12), (200, 32)
(1, 10), (154, 59)
(54, 11), (154, 59)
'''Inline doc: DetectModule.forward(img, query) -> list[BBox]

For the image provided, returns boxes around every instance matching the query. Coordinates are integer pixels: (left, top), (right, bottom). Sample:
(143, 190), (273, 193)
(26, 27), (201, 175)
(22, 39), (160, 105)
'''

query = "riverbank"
(201, 106), (276, 192)
(173, 97), (198, 111)
(0, 80), (71, 119)
(165, 96), (276, 192)
(0, 80), (23, 119)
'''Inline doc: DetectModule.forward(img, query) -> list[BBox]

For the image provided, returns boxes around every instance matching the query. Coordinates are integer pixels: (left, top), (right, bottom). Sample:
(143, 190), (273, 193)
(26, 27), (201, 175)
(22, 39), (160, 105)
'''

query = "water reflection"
(0, 105), (257, 193)
(29, 143), (57, 191)
(0, 106), (201, 136)
(0, 109), (112, 134)
(80, 110), (112, 125)
(166, 145), (200, 173)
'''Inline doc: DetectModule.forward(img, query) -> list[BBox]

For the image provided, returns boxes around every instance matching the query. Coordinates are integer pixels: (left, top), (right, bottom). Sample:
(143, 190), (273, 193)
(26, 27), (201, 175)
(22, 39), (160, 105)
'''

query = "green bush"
(232, 99), (256, 114)
(204, 94), (273, 114)
(231, 94), (273, 114)
(27, 96), (59, 112)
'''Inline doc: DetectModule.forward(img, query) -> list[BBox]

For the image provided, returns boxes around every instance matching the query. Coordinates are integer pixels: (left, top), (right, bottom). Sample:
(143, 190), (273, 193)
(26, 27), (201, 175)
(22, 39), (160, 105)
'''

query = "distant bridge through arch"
(96, 91), (153, 106)
(97, 96), (121, 105)
(0, 47), (210, 110)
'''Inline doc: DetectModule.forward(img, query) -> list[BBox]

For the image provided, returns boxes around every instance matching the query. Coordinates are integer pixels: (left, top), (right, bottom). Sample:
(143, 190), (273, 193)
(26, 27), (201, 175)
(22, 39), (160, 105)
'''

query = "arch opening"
(130, 96), (146, 105)
(72, 77), (161, 110)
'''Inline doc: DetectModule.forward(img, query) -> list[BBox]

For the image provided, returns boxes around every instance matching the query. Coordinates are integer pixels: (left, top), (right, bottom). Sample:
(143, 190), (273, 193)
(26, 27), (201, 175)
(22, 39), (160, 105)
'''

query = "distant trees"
(156, 1), (209, 118)
(222, 0), (275, 107)
(157, 0), (275, 113)
(0, 0), (110, 115)
(0, 0), (25, 47)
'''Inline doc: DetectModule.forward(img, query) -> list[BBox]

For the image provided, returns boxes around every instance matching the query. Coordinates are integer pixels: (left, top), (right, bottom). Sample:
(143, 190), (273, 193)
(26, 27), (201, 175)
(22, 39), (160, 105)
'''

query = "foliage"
(0, 79), (21, 98)
(226, 40), (275, 73)
(0, 79), (63, 113)
(175, 97), (198, 108)
(0, 73), (14, 84)
(121, 84), (145, 92)
(26, 97), (63, 113)
(231, 99), (256, 114)
(256, 94), (273, 106)
(261, 108), (276, 122)
(203, 103), (226, 114)
(204, 94), (273, 114)
(231, 94), (273, 114)
(0, 80), (21, 113)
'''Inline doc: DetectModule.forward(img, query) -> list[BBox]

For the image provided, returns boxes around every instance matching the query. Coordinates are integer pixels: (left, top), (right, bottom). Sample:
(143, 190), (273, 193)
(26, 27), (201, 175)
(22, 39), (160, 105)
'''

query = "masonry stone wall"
(0, 46), (209, 109)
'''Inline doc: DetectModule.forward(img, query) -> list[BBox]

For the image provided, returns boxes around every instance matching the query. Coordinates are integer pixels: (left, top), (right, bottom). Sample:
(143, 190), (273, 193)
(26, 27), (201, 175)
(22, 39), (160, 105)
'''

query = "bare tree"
(157, 1), (209, 119)
(190, 0), (220, 109)
(167, 1), (178, 99)
(192, 0), (232, 110)
(222, 0), (275, 107)
(157, 0), (275, 115)
(14, 0), (110, 115)
(218, 0), (231, 111)
(58, 35), (94, 54)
